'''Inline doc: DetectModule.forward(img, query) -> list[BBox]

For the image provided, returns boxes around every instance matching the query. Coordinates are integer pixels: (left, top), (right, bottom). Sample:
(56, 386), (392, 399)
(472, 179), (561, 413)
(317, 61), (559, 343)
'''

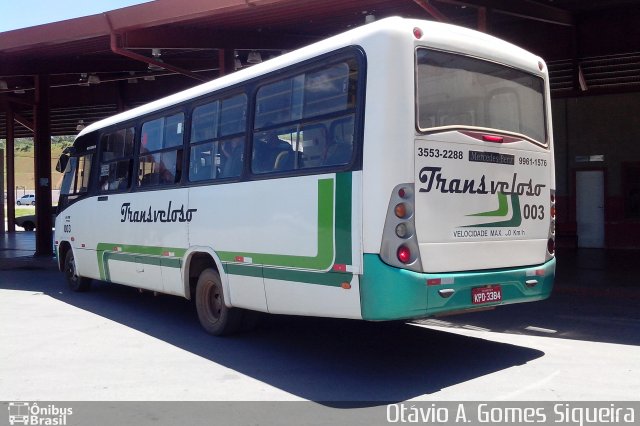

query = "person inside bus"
(252, 126), (293, 173)
(220, 137), (244, 178)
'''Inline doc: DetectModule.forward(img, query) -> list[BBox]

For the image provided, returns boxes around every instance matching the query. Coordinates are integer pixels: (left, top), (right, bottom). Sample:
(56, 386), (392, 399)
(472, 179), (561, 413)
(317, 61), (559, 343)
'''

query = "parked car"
(15, 213), (56, 231)
(15, 214), (36, 231)
(16, 194), (36, 205)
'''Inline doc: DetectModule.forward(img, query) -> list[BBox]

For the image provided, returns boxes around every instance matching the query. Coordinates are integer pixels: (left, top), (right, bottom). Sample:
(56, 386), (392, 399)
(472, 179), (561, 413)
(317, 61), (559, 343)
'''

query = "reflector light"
(398, 188), (407, 198)
(413, 27), (423, 39)
(395, 223), (409, 238)
(550, 194), (556, 203)
(397, 245), (411, 264)
(551, 206), (556, 218)
(333, 264), (347, 272)
(427, 278), (441, 286)
(482, 135), (504, 143)
(341, 282), (352, 290)
(394, 203), (407, 218)
(547, 238), (555, 254)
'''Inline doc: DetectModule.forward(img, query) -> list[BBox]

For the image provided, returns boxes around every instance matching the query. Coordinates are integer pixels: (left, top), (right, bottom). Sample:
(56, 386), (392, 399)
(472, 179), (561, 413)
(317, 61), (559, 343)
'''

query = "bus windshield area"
(416, 48), (546, 145)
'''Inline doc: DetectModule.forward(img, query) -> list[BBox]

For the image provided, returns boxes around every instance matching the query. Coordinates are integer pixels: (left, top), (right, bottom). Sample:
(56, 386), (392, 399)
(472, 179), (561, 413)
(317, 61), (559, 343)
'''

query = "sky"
(0, 0), (153, 32)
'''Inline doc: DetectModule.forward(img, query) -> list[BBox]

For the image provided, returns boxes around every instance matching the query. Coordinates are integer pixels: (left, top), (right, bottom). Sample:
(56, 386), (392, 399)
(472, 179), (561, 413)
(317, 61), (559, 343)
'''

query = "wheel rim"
(205, 281), (222, 322)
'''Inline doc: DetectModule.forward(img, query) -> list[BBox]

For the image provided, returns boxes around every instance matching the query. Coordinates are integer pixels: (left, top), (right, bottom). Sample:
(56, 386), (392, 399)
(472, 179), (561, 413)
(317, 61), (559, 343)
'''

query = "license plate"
(472, 285), (502, 305)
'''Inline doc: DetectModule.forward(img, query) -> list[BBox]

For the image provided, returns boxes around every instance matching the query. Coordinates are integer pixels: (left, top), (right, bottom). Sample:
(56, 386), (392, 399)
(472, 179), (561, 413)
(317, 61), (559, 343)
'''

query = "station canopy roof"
(1, 0), (640, 138)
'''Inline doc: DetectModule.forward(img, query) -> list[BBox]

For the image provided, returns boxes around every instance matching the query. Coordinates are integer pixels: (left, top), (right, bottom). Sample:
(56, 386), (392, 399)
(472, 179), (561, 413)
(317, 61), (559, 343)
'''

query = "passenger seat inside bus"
(324, 142), (352, 165)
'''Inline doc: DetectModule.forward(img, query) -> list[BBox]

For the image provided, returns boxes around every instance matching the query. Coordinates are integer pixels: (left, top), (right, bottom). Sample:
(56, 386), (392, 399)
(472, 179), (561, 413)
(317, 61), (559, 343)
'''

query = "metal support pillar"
(477, 7), (489, 32)
(5, 109), (16, 232)
(0, 148), (4, 233)
(33, 75), (54, 256)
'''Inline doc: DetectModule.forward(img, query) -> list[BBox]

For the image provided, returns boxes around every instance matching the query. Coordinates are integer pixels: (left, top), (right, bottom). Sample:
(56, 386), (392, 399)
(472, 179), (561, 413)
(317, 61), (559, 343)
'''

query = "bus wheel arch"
(63, 248), (91, 292)
(57, 241), (72, 272)
(183, 249), (229, 304)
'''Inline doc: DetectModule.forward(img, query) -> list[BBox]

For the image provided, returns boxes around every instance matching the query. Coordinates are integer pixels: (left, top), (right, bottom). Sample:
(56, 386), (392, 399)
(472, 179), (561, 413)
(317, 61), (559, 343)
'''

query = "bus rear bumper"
(360, 254), (555, 321)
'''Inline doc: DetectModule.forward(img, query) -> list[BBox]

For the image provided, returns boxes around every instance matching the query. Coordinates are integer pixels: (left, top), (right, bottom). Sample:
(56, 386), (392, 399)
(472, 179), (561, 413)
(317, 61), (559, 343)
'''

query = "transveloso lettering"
(418, 166), (545, 197)
(120, 202), (197, 223)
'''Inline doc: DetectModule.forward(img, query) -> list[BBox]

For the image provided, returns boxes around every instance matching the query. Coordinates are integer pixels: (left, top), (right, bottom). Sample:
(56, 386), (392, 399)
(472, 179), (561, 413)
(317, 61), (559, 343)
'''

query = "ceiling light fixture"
(149, 48), (164, 71)
(79, 73), (89, 86)
(234, 50), (242, 70)
(246, 51), (262, 64)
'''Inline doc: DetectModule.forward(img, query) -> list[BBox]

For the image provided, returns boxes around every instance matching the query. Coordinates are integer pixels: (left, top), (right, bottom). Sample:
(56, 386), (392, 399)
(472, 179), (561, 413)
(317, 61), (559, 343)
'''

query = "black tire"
(16, 201), (21, 206)
(31, 201), (36, 206)
(195, 268), (242, 336)
(23, 222), (35, 231)
(64, 249), (91, 292)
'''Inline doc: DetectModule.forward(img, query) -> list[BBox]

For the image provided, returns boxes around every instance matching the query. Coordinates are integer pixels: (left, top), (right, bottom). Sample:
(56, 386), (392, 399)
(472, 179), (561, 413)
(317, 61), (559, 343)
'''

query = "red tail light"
(482, 135), (504, 143)
(397, 246), (411, 264)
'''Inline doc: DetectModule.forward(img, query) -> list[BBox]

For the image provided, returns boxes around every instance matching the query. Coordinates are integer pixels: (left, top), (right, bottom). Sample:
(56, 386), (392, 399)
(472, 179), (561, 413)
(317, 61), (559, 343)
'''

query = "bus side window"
(139, 113), (184, 187)
(188, 94), (246, 182)
(325, 116), (354, 166)
(189, 142), (216, 181)
(77, 154), (93, 193)
(252, 59), (358, 175)
(252, 126), (294, 173)
(98, 127), (135, 192)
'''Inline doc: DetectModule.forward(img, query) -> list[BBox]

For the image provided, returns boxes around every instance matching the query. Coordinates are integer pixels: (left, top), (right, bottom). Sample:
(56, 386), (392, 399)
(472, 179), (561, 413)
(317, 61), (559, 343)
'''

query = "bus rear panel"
(360, 22), (555, 321)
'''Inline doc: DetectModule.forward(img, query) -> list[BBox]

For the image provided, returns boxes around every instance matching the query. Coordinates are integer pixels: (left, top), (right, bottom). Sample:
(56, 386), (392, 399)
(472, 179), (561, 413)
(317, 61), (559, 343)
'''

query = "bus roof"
(77, 16), (544, 139)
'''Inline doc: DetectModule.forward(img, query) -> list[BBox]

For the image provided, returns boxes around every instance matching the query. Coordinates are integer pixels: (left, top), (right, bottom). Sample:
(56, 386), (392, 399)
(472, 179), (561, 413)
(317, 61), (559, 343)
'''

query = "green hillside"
(1, 137), (72, 191)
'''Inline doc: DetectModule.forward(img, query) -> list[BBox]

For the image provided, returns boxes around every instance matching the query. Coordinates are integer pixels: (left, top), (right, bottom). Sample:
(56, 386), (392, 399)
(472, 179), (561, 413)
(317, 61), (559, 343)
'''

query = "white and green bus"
(55, 17), (556, 335)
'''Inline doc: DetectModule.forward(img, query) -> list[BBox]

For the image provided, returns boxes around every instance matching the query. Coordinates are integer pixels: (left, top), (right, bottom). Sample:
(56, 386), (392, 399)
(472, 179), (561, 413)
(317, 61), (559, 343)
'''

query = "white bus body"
(55, 17), (555, 334)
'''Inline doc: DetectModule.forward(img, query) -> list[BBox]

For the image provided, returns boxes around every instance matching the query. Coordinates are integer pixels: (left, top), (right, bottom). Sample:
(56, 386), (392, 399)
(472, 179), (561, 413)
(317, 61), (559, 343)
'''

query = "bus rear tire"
(64, 250), (91, 292)
(195, 268), (242, 336)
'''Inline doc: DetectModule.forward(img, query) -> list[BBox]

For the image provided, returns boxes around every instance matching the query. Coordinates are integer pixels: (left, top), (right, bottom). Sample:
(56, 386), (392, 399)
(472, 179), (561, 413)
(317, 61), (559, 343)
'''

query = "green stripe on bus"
(334, 172), (353, 266)
(97, 243), (186, 281)
(225, 262), (352, 287)
(217, 178), (335, 270)
(96, 173), (355, 282)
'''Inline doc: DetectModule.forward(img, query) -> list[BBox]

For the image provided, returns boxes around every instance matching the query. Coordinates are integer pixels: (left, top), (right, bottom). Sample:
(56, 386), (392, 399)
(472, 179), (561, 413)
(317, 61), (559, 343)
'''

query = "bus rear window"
(416, 48), (546, 145)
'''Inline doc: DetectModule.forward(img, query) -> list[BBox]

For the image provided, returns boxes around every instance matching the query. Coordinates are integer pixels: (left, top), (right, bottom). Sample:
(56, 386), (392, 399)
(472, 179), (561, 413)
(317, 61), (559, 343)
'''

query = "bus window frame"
(414, 46), (549, 148)
(57, 132), (100, 211)
(135, 107), (187, 190)
(245, 48), (366, 181)
(65, 46), (366, 202)
(97, 125), (136, 194)
(186, 91), (249, 185)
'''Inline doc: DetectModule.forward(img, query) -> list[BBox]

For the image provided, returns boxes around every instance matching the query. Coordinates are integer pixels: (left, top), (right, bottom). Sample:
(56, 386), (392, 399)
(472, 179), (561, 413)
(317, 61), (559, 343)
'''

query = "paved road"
(1, 266), (639, 403)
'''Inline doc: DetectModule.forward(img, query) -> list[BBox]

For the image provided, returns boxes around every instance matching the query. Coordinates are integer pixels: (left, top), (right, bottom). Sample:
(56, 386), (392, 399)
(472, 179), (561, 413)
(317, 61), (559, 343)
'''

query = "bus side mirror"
(56, 154), (69, 173)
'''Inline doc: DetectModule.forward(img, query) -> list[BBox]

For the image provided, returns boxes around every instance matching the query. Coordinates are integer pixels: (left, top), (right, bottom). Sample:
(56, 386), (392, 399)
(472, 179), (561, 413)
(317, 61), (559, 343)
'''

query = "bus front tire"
(64, 250), (91, 292)
(195, 268), (242, 336)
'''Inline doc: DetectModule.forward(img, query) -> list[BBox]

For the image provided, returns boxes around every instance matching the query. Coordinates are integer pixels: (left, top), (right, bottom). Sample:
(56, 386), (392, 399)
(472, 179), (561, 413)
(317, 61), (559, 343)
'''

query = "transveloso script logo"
(7, 402), (73, 425)
(418, 166), (547, 229)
